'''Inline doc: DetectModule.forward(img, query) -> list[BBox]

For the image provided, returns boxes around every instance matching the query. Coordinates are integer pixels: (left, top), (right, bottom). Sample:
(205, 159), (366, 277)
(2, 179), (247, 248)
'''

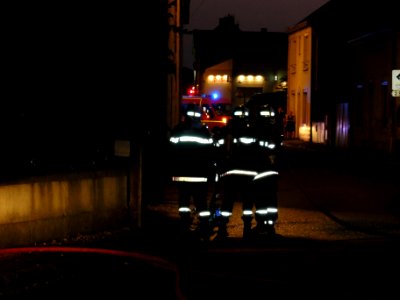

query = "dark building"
(288, 0), (399, 153)
(191, 15), (288, 108)
(2, 2), (170, 196)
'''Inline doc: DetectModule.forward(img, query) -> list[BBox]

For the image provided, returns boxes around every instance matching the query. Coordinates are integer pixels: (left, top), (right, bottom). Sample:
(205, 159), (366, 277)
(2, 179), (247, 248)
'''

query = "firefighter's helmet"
(232, 105), (250, 119)
(259, 104), (275, 118)
(185, 104), (202, 119)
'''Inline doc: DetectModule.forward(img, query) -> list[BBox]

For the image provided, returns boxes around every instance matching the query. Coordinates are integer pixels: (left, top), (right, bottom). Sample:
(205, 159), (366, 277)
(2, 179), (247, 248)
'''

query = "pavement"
(35, 138), (399, 248)
(126, 139), (400, 299)
(142, 138), (400, 243)
(140, 138), (400, 300)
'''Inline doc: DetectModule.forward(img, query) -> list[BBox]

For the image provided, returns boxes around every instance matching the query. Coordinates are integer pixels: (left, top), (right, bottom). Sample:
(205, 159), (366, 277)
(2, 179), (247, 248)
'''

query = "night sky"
(183, 0), (329, 67)
(187, 0), (329, 32)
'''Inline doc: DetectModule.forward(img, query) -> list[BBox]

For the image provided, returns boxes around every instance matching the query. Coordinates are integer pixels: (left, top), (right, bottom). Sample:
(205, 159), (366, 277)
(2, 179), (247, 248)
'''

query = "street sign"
(392, 90), (400, 97)
(393, 69), (400, 90)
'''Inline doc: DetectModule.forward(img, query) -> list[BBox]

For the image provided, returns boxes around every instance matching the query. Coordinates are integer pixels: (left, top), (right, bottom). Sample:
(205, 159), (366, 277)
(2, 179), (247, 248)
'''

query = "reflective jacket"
(168, 119), (216, 183)
(219, 115), (267, 172)
(218, 115), (279, 222)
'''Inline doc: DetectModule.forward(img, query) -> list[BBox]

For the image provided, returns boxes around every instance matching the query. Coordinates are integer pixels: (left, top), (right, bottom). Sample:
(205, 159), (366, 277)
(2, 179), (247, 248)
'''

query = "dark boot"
(179, 212), (193, 235)
(242, 215), (253, 240)
(197, 216), (211, 242)
(254, 219), (276, 237)
(216, 216), (229, 240)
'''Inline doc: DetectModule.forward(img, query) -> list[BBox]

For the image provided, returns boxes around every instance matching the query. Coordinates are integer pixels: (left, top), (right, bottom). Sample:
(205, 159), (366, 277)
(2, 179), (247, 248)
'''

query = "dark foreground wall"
(0, 170), (129, 248)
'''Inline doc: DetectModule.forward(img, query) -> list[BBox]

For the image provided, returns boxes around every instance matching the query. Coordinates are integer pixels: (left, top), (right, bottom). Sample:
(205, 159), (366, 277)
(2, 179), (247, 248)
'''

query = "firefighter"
(215, 104), (279, 240)
(168, 104), (217, 241)
(254, 104), (280, 165)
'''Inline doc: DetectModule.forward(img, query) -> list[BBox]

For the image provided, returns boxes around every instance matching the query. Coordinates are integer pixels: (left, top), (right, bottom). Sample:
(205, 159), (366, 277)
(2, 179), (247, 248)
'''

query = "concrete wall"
(0, 170), (128, 248)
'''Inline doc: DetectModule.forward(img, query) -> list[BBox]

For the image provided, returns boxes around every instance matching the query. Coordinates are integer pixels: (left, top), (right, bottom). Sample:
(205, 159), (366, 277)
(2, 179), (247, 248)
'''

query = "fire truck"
(181, 95), (232, 133)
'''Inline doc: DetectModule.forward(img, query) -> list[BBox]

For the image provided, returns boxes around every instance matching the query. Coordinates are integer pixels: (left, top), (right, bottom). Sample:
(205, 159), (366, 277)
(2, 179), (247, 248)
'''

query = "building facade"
(288, 0), (400, 153)
(287, 24), (314, 141)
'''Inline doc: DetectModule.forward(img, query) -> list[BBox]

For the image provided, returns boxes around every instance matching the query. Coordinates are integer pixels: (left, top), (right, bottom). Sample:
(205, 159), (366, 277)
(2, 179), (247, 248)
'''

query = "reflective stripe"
(260, 111), (270, 116)
(255, 207), (278, 215)
(187, 111), (202, 118)
(221, 211), (232, 217)
(242, 210), (253, 216)
(169, 135), (213, 144)
(258, 141), (276, 149)
(239, 137), (256, 144)
(221, 169), (258, 177)
(215, 173), (219, 182)
(260, 219), (275, 225)
(199, 211), (211, 217)
(172, 176), (208, 182)
(179, 207), (191, 213)
(221, 170), (278, 180)
(253, 171), (279, 181)
(233, 110), (249, 117)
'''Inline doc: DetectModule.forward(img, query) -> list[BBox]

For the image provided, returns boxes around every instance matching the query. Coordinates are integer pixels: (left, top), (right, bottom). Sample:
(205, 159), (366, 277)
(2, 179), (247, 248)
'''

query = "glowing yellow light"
(299, 124), (310, 141)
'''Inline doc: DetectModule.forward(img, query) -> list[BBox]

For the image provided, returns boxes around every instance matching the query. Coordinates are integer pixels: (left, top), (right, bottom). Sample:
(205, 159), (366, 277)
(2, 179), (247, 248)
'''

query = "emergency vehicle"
(181, 95), (231, 133)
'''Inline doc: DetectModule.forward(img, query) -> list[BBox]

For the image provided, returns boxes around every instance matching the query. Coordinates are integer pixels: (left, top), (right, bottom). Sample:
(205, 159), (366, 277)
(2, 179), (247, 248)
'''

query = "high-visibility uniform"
(216, 105), (279, 239)
(169, 110), (217, 239)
